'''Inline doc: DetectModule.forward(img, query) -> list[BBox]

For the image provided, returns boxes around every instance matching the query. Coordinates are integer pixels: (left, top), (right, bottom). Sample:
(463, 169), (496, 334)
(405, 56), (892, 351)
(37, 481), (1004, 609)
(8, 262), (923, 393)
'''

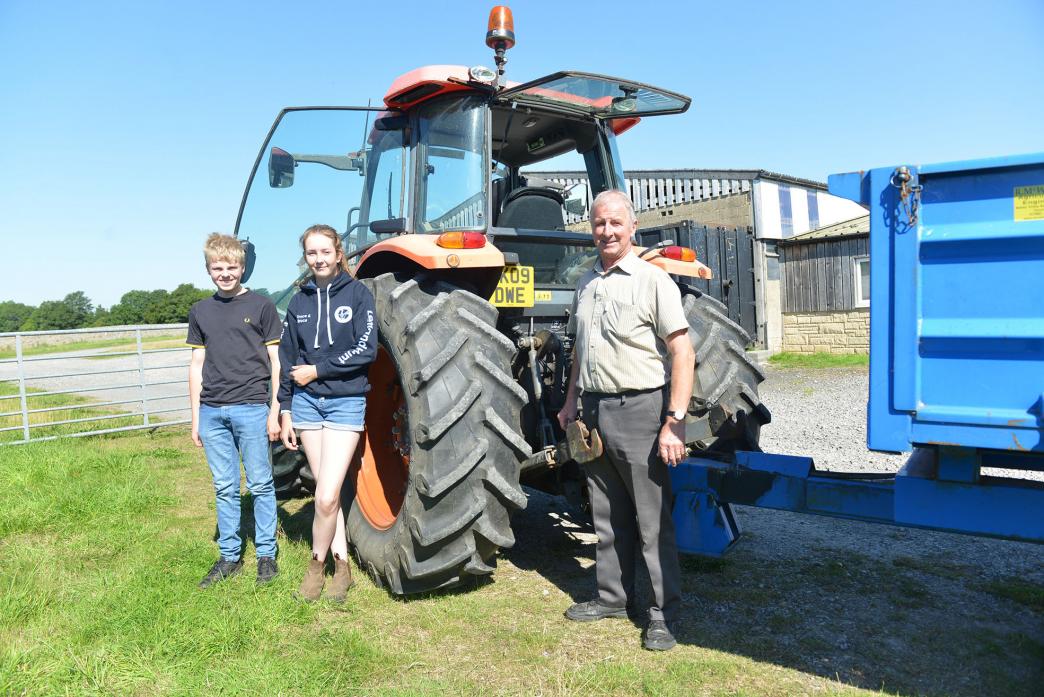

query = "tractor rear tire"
(271, 443), (309, 500)
(346, 272), (530, 595)
(682, 287), (770, 453)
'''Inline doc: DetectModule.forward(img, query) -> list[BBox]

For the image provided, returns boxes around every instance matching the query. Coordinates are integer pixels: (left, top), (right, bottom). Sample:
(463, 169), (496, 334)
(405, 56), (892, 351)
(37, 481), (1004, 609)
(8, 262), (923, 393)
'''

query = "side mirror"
(241, 238), (256, 283)
(563, 182), (589, 218)
(269, 147), (295, 188)
(374, 114), (407, 131)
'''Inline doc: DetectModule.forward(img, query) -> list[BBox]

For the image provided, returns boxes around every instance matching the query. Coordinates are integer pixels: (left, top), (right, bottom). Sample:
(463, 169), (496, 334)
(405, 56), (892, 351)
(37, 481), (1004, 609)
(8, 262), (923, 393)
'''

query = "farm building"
(525, 168), (867, 350)
(778, 215), (870, 354)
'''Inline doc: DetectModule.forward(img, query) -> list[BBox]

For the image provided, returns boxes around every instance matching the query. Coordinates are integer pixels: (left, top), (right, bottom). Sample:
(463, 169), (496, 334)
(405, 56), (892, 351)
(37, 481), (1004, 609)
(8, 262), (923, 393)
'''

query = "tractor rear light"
(436, 231), (486, 249)
(486, 6), (516, 49)
(661, 245), (696, 262)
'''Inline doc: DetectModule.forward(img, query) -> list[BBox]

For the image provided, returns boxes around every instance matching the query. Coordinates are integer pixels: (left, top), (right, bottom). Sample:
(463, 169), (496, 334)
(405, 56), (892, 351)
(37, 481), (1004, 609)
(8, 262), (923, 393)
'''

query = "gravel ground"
(0, 346), (190, 431)
(758, 366), (906, 473)
(509, 366), (1044, 696)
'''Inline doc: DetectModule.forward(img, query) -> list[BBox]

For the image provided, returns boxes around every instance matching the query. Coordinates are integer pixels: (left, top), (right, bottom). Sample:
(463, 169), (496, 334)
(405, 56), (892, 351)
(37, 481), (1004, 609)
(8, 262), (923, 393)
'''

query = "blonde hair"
(300, 224), (350, 274)
(203, 233), (246, 266)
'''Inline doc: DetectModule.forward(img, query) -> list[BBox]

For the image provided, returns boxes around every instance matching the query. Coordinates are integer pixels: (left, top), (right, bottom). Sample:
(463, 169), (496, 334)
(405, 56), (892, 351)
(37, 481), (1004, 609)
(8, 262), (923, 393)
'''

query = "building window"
(778, 184), (793, 236)
(765, 241), (780, 281)
(807, 190), (820, 230)
(854, 256), (870, 307)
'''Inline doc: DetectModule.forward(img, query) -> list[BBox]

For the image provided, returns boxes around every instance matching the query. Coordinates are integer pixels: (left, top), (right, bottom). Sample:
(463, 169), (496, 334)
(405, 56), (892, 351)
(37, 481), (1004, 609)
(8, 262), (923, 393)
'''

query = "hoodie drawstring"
(313, 286), (322, 349)
(325, 287), (333, 345)
(312, 283), (336, 349)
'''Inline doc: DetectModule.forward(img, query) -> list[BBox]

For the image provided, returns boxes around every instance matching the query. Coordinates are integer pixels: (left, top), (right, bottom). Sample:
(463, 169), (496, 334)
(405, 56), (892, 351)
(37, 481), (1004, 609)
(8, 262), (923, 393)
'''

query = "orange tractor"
(235, 7), (768, 594)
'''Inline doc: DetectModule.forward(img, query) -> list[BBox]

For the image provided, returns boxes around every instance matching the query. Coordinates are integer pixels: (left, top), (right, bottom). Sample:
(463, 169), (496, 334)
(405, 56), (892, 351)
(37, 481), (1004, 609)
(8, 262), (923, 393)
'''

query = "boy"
(188, 233), (282, 587)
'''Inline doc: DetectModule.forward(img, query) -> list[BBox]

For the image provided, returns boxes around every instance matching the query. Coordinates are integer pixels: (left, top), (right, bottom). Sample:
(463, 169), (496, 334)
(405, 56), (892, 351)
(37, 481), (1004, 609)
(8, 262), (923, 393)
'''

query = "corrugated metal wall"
(525, 170), (753, 226)
(781, 236), (869, 312)
(637, 221), (758, 341)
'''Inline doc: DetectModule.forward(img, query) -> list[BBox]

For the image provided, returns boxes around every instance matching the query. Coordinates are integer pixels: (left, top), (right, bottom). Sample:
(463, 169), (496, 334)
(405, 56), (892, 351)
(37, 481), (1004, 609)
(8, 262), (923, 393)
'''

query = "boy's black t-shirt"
(186, 290), (282, 407)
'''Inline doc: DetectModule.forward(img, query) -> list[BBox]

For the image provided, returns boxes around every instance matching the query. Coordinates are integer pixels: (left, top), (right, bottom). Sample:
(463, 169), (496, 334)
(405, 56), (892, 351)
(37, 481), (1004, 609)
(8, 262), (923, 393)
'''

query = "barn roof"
(781, 214), (869, 245)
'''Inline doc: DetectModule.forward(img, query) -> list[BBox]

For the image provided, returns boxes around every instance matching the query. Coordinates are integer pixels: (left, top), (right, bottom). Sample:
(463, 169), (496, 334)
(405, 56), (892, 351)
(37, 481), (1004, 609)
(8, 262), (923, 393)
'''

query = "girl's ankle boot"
(297, 554), (325, 602)
(327, 553), (354, 603)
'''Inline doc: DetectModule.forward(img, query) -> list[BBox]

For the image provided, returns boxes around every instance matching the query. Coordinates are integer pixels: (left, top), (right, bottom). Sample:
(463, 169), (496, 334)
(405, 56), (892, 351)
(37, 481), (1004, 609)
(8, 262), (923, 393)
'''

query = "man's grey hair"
(591, 189), (637, 224)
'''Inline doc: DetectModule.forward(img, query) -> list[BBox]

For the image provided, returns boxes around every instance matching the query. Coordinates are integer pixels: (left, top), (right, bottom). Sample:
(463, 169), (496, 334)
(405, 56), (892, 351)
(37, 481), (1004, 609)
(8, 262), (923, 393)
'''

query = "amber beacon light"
(486, 6), (515, 49)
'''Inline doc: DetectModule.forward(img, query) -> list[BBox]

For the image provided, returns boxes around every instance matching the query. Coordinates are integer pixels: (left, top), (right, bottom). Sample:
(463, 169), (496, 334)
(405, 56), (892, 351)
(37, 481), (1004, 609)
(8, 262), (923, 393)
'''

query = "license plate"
(491, 265), (534, 307)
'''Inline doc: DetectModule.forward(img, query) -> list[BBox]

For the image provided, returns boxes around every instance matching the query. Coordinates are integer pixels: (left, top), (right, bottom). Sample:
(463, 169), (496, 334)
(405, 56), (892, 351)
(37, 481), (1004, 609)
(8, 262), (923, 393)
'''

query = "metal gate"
(637, 221), (758, 342)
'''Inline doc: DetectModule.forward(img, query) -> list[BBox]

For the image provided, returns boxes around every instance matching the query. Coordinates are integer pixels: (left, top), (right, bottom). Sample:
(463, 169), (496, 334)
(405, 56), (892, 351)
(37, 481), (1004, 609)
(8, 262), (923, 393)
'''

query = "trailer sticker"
(534, 290), (552, 302)
(491, 265), (534, 307)
(1014, 184), (1044, 221)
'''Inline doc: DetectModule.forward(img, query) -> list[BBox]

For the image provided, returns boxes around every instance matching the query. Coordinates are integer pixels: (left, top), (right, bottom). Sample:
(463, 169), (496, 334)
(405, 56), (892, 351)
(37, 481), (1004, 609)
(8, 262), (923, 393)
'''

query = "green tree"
(90, 306), (113, 327)
(143, 284), (210, 324)
(22, 292), (93, 330)
(109, 289), (167, 325)
(0, 301), (34, 332)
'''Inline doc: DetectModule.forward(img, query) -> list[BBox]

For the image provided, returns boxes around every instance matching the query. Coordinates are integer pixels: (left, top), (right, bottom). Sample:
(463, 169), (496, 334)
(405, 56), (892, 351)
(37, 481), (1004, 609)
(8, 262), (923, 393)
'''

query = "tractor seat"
(498, 186), (566, 230)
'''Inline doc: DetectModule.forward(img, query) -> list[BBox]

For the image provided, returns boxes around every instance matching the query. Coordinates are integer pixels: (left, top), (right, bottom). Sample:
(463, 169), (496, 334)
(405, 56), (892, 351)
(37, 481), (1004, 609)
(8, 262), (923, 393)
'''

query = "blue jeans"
(199, 403), (277, 560)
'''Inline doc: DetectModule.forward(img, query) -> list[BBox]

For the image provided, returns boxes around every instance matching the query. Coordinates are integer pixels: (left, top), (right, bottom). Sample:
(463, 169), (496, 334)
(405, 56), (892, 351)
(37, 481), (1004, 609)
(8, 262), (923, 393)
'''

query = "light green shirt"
(567, 251), (689, 394)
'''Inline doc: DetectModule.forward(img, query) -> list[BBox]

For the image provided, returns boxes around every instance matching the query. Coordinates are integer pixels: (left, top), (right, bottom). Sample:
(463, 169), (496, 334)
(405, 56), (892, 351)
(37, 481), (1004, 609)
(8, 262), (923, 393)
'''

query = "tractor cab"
(233, 67), (689, 308)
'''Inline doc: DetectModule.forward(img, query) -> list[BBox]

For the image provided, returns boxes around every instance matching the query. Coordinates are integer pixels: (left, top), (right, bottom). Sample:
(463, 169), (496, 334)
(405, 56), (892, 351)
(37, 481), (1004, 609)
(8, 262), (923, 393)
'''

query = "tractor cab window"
(360, 123), (410, 246)
(417, 96), (487, 232)
(234, 107), (403, 311)
(489, 103), (615, 285)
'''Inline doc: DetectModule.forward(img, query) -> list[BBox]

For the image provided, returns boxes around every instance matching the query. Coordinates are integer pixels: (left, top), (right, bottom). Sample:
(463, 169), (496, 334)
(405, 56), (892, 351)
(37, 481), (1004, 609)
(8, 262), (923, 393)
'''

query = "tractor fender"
(634, 246), (714, 280)
(355, 234), (505, 272)
(354, 234), (506, 297)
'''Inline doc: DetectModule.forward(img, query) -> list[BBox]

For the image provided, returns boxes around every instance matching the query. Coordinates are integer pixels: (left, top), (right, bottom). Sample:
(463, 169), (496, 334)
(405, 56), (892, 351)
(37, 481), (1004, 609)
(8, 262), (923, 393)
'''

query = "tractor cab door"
(234, 106), (406, 311)
(488, 73), (690, 290)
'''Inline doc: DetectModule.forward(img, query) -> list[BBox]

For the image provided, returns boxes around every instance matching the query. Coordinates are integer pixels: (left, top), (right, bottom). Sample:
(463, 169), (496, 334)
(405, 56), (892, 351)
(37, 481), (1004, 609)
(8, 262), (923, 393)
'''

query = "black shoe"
(642, 619), (678, 651)
(565, 600), (631, 622)
(256, 557), (279, 585)
(199, 558), (243, 588)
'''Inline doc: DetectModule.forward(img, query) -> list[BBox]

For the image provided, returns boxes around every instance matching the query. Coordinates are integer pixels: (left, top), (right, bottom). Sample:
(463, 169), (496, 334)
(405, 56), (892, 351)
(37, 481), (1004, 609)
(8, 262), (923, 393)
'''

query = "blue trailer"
(671, 153), (1044, 553)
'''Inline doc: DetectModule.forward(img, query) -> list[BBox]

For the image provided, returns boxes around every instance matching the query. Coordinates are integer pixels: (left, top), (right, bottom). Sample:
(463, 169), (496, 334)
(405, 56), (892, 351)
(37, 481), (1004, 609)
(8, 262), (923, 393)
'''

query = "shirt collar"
(595, 250), (639, 276)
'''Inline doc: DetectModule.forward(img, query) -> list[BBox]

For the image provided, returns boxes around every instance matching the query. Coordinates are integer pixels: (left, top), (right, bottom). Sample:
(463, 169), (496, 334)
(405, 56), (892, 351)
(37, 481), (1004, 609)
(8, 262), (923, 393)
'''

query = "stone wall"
(782, 309), (869, 354)
(635, 192), (753, 230)
(565, 192), (754, 233)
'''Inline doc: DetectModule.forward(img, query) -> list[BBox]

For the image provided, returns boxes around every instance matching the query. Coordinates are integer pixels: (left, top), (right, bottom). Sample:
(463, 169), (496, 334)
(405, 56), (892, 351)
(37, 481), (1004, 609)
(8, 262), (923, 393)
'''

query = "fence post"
(16, 335), (30, 443)
(136, 329), (150, 427)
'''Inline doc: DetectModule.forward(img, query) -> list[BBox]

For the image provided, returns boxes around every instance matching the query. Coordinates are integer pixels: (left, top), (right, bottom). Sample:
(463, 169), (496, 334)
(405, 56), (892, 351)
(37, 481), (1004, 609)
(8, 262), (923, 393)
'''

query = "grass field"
(768, 352), (869, 369)
(0, 383), (142, 443)
(0, 429), (1040, 695)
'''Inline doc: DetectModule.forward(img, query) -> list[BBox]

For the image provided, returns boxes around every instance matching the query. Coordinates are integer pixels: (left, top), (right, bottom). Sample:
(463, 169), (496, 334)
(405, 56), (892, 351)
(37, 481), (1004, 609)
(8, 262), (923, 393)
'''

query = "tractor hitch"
(520, 420), (603, 471)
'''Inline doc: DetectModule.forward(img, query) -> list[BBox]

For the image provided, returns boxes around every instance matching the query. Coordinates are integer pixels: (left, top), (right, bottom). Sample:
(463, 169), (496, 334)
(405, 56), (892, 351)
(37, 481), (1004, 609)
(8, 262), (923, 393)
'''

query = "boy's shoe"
(296, 554), (326, 602)
(564, 599), (631, 622)
(642, 619), (678, 651)
(256, 557), (279, 585)
(199, 558), (243, 589)
(326, 553), (355, 603)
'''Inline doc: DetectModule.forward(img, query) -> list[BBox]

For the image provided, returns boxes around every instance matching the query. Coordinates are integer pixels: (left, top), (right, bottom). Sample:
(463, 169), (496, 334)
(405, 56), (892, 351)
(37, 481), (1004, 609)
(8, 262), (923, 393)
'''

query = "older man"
(557, 189), (694, 651)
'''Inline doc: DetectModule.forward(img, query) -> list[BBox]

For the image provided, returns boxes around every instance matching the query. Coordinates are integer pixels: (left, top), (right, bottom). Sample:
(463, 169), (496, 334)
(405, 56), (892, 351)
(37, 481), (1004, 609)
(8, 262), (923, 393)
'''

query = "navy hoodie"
(277, 271), (377, 407)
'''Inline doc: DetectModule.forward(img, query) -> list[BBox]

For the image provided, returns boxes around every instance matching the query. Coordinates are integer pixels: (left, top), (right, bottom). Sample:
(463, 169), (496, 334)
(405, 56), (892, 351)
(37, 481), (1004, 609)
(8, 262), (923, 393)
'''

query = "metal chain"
(891, 166), (923, 226)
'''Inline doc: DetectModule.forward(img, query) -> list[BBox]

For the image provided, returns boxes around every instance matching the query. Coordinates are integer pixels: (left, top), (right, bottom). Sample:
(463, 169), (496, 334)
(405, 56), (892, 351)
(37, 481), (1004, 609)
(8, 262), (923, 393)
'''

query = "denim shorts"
(291, 391), (366, 432)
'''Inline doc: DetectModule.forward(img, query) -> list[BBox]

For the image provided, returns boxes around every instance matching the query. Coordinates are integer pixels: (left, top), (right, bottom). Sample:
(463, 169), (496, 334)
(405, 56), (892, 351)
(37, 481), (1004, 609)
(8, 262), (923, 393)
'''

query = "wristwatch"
(667, 409), (686, 421)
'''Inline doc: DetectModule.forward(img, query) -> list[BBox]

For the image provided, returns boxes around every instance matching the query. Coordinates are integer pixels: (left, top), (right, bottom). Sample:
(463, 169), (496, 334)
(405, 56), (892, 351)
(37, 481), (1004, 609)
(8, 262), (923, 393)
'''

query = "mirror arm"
(292, 153), (363, 172)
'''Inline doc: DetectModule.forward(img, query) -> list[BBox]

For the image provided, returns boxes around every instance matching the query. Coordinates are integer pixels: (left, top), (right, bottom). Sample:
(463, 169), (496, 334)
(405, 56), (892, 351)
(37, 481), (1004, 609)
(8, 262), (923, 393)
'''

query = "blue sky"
(1, 0), (1042, 307)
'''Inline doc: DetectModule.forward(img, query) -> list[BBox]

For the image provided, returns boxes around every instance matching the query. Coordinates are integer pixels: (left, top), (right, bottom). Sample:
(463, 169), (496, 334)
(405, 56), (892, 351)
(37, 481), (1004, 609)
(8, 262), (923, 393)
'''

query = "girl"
(278, 224), (377, 602)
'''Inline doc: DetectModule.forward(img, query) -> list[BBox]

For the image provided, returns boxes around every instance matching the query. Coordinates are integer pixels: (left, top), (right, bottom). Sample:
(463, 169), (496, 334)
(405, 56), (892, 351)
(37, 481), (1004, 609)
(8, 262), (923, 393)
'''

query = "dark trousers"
(580, 388), (682, 622)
